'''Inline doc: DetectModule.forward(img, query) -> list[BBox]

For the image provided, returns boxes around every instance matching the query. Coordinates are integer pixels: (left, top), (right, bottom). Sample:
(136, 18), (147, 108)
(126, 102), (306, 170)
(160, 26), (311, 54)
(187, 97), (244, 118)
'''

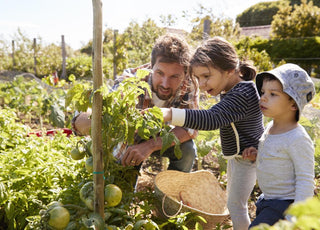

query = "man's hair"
(151, 34), (191, 74)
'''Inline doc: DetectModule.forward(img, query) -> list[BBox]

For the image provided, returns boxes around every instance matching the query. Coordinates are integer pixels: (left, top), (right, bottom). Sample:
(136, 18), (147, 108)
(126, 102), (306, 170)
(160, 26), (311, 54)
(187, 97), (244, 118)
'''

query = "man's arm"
(72, 64), (152, 136)
(121, 126), (195, 166)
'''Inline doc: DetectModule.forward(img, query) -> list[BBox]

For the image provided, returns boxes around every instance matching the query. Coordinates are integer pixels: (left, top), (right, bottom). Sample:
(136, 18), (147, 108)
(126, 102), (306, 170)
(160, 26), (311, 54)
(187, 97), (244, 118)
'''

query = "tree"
(188, 5), (240, 43)
(289, 0), (320, 7)
(159, 14), (177, 27)
(234, 37), (275, 72)
(122, 19), (165, 67)
(236, 1), (286, 27)
(271, 0), (320, 38)
(102, 28), (128, 78)
(78, 19), (164, 77)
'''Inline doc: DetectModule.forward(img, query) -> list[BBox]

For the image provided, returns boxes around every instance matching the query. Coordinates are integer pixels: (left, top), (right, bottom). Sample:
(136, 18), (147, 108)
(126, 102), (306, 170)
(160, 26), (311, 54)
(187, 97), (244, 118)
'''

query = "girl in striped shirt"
(161, 37), (264, 230)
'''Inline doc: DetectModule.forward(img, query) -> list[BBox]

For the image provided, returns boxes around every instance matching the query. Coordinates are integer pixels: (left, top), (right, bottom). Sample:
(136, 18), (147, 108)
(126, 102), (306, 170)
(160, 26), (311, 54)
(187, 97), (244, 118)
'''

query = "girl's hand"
(160, 108), (172, 122)
(242, 147), (257, 162)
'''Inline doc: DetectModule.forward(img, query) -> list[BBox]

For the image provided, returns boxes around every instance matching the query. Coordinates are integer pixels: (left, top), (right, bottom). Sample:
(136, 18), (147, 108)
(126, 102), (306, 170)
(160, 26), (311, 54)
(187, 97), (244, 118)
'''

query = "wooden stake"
(92, 0), (104, 218)
(12, 40), (15, 68)
(61, 35), (67, 80)
(33, 38), (37, 75)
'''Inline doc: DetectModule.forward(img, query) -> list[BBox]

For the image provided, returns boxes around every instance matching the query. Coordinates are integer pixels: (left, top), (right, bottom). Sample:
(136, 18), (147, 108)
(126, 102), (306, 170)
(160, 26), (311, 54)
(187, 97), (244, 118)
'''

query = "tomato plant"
(0, 75), (66, 128)
(0, 108), (86, 229)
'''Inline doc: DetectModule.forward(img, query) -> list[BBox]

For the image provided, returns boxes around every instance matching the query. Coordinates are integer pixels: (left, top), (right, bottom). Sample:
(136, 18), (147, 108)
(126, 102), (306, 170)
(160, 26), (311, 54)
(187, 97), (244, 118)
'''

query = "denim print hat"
(256, 63), (315, 120)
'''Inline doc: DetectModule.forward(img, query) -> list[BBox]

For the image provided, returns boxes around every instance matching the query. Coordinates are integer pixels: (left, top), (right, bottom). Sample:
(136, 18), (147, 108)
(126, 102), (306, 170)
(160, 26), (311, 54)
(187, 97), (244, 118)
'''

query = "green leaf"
(287, 197), (320, 217)
(0, 182), (7, 203)
(136, 69), (151, 79)
(49, 104), (65, 128)
(160, 131), (175, 155)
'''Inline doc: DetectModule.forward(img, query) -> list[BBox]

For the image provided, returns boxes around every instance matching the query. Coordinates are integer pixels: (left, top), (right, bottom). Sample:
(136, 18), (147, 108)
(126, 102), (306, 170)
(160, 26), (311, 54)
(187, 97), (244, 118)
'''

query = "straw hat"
(154, 170), (229, 229)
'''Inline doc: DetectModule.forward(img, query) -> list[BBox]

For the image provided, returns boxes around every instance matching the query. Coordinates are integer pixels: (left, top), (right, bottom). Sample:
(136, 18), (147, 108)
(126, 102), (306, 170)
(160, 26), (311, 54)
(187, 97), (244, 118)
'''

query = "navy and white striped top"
(181, 81), (264, 156)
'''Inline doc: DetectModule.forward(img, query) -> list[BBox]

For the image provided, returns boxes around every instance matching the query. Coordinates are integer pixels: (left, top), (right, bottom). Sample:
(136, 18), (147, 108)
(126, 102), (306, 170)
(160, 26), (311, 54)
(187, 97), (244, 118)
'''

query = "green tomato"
(104, 184), (122, 207)
(133, 219), (159, 230)
(85, 156), (93, 173)
(70, 148), (85, 160)
(79, 182), (94, 210)
(48, 206), (70, 230)
(88, 212), (104, 230)
(86, 140), (93, 155)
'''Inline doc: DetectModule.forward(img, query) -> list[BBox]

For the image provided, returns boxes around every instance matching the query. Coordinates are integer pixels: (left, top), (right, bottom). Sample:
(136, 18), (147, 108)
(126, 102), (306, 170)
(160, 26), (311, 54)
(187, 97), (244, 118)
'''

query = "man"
(72, 34), (199, 172)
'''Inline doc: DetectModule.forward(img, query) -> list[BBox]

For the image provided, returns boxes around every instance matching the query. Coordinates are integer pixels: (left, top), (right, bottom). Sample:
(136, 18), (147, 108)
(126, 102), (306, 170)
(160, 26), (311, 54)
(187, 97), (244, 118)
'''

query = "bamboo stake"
(92, 0), (104, 218)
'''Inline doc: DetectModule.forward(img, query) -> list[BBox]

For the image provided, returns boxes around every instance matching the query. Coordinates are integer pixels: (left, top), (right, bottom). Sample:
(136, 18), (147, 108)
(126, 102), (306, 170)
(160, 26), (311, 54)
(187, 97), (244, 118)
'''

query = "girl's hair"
(190, 36), (256, 81)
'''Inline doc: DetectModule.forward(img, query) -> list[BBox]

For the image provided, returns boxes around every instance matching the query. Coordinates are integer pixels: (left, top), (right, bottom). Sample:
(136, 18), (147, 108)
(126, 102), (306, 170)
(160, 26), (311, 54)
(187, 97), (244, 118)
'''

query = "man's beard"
(154, 86), (173, 100)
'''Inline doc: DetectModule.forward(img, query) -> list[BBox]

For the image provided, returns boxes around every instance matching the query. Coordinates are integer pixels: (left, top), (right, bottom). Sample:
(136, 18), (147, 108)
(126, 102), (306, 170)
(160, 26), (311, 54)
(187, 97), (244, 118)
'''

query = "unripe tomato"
(70, 148), (85, 160)
(80, 182), (94, 210)
(104, 184), (122, 207)
(85, 156), (93, 173)
(86, 140), (93, 155)
(48, 206), (70, 229)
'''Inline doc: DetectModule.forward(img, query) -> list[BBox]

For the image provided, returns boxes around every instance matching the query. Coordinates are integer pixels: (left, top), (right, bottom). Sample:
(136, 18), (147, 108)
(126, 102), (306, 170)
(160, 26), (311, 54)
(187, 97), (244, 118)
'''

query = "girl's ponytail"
(239, 61), (256, 81)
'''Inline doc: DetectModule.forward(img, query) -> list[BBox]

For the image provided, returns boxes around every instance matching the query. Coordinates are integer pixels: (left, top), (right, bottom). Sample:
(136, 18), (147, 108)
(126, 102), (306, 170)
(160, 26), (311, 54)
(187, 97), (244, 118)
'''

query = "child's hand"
(160, 108), (172, 122)
(141, 108), (172, 122)
(242, 147), (257, 162)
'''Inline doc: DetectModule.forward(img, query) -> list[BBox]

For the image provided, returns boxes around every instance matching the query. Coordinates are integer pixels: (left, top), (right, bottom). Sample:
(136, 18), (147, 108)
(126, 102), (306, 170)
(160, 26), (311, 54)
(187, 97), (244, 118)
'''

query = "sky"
(0, 0), (275, 50)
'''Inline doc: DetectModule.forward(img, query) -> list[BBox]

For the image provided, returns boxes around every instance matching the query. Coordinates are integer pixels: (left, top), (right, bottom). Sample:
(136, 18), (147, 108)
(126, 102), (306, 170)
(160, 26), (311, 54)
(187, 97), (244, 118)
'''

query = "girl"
(161, 36), (264, 230)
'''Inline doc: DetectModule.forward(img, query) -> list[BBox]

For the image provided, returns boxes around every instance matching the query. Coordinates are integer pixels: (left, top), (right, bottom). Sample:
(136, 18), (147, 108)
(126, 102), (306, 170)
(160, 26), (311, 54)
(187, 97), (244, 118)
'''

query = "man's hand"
(121, 141), (155, 167)
(242, 147), (257, 162)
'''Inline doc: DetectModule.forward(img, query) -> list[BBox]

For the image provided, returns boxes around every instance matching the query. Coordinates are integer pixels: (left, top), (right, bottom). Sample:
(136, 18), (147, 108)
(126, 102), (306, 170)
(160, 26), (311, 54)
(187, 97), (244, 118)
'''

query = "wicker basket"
(154, 170), (229, 229)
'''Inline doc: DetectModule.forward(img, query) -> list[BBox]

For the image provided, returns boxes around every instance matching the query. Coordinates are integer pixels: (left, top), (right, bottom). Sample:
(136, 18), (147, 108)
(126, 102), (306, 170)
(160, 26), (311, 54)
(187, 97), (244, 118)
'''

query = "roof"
(164, 27), (188, 37)
(240, 25), (272, 39)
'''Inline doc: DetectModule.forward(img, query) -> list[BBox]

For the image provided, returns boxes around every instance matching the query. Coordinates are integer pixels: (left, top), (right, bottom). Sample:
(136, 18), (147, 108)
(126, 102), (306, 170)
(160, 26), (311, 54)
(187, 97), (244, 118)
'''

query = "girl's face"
(192, 66), (231, 96)
(259, 79), (297, 120)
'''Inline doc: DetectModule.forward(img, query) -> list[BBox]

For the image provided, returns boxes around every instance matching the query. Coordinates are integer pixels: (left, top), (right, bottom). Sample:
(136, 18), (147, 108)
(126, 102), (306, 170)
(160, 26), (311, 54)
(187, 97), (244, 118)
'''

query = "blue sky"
(0, 0), (274, 50)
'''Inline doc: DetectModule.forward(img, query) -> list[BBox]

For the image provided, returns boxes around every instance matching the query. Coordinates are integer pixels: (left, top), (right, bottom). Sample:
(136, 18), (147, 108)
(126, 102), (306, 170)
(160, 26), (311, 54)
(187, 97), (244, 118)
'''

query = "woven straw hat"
(154, 170), (229, 229)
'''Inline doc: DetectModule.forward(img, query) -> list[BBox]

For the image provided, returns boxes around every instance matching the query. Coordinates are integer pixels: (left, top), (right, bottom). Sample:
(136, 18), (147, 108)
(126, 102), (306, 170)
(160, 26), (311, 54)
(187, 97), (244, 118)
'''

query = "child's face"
(259, 79), (297, 120)
(192, 66), (230, 96)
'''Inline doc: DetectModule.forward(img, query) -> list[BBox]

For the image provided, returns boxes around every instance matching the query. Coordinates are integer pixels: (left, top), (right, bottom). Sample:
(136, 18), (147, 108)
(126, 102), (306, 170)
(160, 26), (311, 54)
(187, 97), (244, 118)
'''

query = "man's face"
(151, 57), (185, 100)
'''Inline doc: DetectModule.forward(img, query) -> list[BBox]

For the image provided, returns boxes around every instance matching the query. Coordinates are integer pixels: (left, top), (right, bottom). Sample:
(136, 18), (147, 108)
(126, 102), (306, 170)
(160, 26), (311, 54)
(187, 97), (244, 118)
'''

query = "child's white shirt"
(257, 121), (315, 202)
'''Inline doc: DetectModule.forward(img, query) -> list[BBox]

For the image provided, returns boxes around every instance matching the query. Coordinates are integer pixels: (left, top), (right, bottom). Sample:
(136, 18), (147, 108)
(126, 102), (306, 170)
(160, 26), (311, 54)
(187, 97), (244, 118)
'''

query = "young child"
(161, 36), (264, 230)
(242, 63), (315, 228)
